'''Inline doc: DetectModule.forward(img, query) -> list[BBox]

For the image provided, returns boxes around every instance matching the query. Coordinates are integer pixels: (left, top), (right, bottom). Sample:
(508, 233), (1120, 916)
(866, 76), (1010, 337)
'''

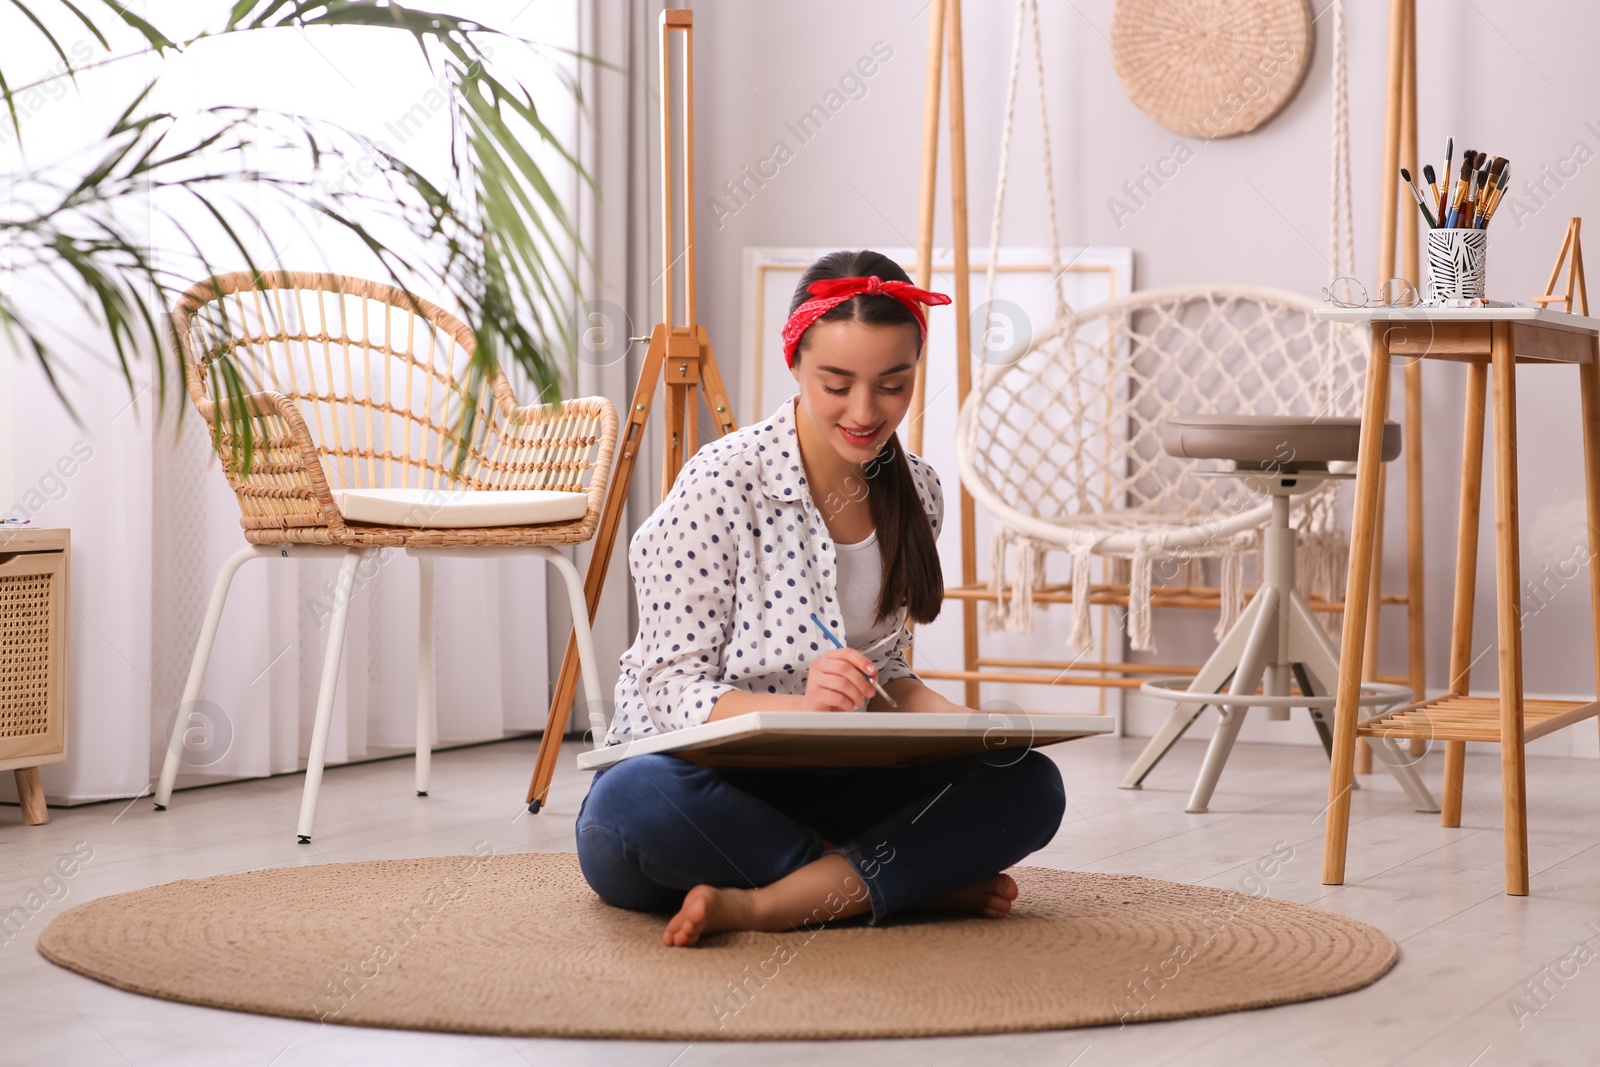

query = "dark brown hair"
(788, 249), (944, 626)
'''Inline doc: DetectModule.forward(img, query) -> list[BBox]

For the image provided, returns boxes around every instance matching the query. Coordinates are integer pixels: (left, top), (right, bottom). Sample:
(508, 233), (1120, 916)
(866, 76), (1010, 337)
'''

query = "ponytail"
(789, 249), (944, 625)
(864, 434), (943, 625)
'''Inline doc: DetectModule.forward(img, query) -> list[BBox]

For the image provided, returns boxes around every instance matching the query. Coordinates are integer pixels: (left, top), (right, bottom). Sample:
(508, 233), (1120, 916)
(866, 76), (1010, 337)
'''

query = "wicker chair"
(957, 286), (1364, 655)
(152, 272), (619, 843)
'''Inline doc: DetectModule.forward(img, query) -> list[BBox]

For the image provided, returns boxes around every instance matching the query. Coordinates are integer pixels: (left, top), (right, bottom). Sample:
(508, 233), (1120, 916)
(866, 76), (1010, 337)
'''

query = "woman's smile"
(837, 422), (882, 448)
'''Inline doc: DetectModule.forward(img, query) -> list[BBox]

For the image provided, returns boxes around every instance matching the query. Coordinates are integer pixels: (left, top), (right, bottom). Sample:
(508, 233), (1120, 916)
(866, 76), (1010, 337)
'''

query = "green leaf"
(8, 1), (76, 75)
(53, 0), (111, 50)
(1, 0), (599, 479)
(96, 0), (176, 51)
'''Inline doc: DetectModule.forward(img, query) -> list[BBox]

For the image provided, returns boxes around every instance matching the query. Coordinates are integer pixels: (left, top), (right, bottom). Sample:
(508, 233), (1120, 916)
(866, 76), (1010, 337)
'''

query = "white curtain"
(562, 0), (670, 742)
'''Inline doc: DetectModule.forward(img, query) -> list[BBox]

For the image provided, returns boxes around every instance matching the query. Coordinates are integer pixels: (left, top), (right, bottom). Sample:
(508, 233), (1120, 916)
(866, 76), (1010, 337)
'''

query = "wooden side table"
(1315, 308), (1600, 895)
(0, 527), (70, 826)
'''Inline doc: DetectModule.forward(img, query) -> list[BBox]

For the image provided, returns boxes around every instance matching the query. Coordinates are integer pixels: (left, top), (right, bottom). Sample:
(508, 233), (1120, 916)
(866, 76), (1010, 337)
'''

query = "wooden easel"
(1532, 218), (1588, 314)
(522, 8), (737, 812)
(1354, 0), (1429, 772)
(902, 0), (978, 698)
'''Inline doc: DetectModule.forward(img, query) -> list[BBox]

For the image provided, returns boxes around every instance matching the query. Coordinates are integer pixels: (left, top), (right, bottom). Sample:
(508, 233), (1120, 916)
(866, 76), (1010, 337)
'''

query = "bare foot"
(662, 885), (760, 947)
(910, 873), (1019, 919)
(661, 854), (872, 946)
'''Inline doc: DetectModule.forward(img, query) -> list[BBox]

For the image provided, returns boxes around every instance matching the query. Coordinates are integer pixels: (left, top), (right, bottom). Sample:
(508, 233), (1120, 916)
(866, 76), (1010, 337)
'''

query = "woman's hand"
(803, 648), (879, 712)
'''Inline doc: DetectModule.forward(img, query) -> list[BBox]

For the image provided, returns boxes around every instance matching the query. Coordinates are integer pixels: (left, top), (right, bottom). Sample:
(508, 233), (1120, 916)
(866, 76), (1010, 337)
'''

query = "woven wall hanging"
(1109, 0), (1313, 139)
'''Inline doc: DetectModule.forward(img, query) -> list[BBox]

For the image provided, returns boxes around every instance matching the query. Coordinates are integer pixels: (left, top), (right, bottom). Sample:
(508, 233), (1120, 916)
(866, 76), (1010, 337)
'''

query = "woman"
(576, 249), (1065, 946)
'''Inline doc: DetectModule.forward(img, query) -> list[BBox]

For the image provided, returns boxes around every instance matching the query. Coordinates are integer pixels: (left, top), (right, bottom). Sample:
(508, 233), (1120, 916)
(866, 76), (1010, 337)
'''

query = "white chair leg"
(295, 549), (364, 844)
(1367, 735), (1442, 812)
(1121, 592), (1264, 789)
(155, 545), (273, 810)
(415, 555), (436, 797)
(1187, 586), (1280, 814)
(531, 546), (608, 741)
(1286, 592), (1439, 813)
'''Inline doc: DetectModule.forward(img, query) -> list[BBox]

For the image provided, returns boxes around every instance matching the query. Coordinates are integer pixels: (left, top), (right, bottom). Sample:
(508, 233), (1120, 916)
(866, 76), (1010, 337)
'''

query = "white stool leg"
(415, 555), (436, 797)
(1283, 597), (1364, 792)
(295, 549), (364, 844)
(1122, 592), (1264, 789)
(155, 545), (273, 810)
(532, 546), (607, 741)
(1284, 595), (1349, 759)
(1286, 591), (1439, 813)
(1187, 586), (1280, 813)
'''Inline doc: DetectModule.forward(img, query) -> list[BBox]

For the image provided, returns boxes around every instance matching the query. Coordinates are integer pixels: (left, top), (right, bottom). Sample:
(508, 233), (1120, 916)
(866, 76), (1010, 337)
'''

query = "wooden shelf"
(1357, 694), (1600, 744)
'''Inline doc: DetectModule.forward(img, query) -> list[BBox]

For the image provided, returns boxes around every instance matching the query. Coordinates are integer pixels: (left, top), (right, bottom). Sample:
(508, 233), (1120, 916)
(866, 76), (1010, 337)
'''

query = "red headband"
(781, 275), (952, 366)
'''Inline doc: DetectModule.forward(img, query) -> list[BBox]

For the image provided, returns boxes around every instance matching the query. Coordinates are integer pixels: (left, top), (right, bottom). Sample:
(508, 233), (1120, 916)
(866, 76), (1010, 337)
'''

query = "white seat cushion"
(330, 487), (590, 529)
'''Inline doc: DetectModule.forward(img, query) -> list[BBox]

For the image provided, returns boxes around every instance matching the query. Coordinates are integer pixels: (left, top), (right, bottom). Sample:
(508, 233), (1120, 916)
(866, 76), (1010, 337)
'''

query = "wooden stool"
(1315, 307), (1600, 895)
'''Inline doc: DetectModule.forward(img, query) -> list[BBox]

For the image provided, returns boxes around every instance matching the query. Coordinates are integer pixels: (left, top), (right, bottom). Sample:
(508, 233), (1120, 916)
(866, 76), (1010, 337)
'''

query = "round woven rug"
(1109, 0), (1313, 138)
(38, 852), (1396, 1040)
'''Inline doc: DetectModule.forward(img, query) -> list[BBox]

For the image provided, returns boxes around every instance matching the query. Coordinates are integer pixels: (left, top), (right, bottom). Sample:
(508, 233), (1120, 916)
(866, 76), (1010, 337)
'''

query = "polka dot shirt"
(604, 394), (945, 744)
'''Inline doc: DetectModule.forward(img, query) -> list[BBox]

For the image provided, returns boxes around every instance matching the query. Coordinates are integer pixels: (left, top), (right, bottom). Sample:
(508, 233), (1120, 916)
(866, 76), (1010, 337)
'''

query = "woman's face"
(791, 317), (920, 467)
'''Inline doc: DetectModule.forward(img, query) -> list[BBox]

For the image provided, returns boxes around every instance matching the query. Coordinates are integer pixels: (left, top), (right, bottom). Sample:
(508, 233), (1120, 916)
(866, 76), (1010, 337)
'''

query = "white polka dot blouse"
(604, 394), (945, 744)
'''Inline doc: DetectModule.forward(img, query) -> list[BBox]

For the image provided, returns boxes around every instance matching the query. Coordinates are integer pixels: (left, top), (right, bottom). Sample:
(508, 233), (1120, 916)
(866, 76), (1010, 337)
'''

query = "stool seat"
(1160, 415), (1402, 469)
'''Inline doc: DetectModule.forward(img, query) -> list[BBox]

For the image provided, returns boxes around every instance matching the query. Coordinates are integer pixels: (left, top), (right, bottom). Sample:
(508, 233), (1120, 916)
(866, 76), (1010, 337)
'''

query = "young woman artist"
(575, 249), (1065, 946)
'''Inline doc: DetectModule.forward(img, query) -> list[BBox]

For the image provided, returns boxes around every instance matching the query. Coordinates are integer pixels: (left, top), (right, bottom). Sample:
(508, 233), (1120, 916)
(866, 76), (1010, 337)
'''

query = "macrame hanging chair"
(956, 0), (1363, 653)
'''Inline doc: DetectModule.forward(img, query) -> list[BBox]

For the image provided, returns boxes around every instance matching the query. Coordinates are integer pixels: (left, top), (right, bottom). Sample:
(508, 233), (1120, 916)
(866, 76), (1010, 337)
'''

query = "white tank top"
(834, 529), (897, 649)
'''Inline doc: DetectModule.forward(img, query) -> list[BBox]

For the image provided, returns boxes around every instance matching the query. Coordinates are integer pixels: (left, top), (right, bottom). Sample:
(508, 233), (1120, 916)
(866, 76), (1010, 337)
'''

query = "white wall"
(674, 0), (1600, 754)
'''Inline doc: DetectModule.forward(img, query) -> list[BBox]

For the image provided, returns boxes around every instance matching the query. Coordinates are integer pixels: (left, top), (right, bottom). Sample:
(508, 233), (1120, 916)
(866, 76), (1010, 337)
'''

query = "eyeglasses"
(1321, 276), (1421, 309)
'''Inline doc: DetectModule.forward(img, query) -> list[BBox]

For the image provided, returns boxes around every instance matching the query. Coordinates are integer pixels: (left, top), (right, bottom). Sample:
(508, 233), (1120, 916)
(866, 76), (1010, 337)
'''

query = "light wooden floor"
(2, 734), (1597, 1066)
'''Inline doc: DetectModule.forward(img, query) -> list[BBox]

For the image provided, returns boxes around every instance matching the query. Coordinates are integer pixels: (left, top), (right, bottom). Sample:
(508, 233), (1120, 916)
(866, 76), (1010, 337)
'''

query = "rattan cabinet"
(0, 528), (69, 826)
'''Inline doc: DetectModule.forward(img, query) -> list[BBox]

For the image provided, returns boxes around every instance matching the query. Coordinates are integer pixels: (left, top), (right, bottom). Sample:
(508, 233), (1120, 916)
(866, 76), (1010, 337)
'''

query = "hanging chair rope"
(985, 0), (1069, 320)
(1329, 0), (1356, 287)
(961, 0), (1362, 654)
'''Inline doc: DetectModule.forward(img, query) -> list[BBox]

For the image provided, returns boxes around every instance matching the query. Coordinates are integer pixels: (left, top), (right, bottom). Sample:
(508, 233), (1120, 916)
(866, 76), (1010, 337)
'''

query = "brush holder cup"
(1426, 229), (1488, 303)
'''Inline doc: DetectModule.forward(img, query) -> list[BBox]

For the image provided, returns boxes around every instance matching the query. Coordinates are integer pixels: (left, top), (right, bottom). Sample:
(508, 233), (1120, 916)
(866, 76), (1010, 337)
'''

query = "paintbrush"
(1480, 161), (1511, 229)
(1439, 136), (1454, 222)
(1400, 168), (1438, 228)
(1447, 148), (1476, 226)
(1476, 157), (1507, 228)
(1463, 160), (1487, 229)
(1423, 164), (1442, 219)
(809, 612), (898, 708)
(1474, 158), (1494, 226)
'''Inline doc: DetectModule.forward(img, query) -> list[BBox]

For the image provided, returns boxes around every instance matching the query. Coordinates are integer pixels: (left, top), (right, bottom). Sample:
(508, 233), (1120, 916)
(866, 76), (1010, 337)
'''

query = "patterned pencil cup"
(1426, 229), (1488, 302)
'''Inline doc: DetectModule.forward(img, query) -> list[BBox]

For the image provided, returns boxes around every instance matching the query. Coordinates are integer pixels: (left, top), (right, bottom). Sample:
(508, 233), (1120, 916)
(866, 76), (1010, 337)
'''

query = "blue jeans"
(575, 750), (1066, 925)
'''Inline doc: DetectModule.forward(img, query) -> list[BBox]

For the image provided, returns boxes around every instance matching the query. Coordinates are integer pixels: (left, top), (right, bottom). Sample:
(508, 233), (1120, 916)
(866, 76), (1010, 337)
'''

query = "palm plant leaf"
(1, 0), (595, 475)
